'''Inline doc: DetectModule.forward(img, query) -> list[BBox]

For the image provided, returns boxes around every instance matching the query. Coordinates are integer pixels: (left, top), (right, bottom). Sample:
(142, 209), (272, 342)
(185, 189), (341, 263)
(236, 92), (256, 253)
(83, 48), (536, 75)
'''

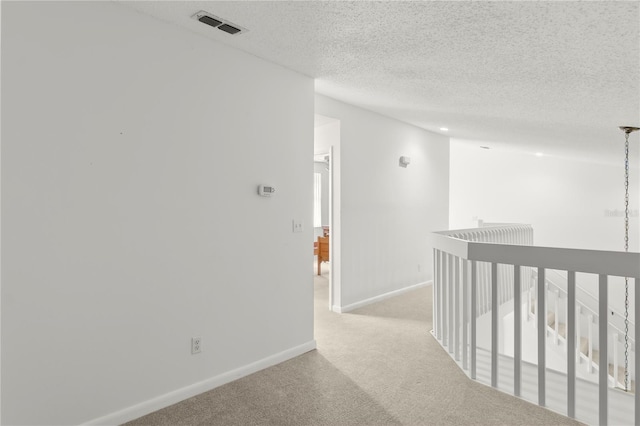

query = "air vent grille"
(193, 11), (248, 36)
(198, 15), (223, 28)
(218, 24), (241, 35)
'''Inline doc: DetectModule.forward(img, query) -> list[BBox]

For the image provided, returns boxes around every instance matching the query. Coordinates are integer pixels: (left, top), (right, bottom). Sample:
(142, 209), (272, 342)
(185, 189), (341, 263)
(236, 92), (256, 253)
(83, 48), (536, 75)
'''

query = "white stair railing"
(528, 269), (636, 390)
(437, 224), (533, 316)
(430, 226), (640, 425)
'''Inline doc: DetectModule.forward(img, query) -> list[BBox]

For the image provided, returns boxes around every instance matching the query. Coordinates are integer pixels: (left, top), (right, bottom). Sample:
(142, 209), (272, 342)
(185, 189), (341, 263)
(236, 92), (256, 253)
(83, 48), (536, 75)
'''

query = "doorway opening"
(313, 114), (340, 311)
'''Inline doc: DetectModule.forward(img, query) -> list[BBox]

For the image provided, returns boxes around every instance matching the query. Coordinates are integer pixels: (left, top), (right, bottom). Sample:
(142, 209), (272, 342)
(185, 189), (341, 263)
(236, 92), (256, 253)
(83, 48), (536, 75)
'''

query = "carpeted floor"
(125, 265), (582, 425)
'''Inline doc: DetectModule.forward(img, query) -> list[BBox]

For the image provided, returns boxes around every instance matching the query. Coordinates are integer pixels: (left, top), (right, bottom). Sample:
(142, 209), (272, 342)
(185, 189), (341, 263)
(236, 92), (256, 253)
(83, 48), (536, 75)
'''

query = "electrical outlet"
(418, 264), (421, 272)
(191, 337), (202, 354)
(292, 219), (303, 233)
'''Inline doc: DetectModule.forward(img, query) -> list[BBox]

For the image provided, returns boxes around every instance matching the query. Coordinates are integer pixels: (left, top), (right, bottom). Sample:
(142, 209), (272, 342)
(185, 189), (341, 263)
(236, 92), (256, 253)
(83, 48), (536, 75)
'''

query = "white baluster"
(613, 333), (619, 388)
(527, 273), (532, 323)
(434, 250), (439, 339)
(442, 252), (448, 346)
(491, 262), (498, 388)
(454, 256), (460, 361)
(554, 289), (560, 345)
(478, 262), (484, 315)
(599, 274), (608, 426)
(471, 260), (477, 380)
(635, 277), (639, 426)
(588, 314), (594, 373)
(567, 271), (576, 419)
(537, 268), (546, 407)
(545, 282), (550, 336)
(514, 265), (522, 397)
(462, 259), (469, 371)
(448, 254), (454, 354)
(577, 305), (581, 367)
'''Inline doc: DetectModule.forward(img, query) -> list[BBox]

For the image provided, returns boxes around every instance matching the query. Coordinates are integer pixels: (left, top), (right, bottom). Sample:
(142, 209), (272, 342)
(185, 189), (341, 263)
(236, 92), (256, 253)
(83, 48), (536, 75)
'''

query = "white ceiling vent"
(192, 11), (248, 36)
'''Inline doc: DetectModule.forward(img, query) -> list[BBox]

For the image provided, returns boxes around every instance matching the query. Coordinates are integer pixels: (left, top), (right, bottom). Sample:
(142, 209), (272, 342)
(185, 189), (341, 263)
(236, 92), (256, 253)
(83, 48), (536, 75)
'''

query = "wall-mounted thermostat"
(258, 185), (276, 197)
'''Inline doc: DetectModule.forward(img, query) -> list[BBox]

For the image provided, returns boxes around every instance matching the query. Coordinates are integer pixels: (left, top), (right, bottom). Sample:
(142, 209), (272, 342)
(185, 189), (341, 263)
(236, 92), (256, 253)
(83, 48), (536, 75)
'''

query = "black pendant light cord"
(619, 126), (639, 392)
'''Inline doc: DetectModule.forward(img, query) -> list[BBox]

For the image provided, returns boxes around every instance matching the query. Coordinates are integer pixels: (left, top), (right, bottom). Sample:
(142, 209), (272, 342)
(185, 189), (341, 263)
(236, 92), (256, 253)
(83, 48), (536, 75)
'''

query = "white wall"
(314, 116), (338, 156)
(1, 2), (314, 425)
(450, 140), (639, 251)
(449, 139), (640, 314)
(315, 95), (450, 310)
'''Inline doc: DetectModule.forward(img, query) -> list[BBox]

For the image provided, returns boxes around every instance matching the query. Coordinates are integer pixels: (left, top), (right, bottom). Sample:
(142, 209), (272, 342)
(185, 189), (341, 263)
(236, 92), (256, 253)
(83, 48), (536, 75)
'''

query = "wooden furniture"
(316, 236), (329, 275)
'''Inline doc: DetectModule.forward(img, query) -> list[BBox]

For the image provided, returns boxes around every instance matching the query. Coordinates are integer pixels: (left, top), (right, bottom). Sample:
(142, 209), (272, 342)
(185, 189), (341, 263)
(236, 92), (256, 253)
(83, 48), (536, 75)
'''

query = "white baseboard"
(333, 280), (432, 313)
(83, 340), (317, 426)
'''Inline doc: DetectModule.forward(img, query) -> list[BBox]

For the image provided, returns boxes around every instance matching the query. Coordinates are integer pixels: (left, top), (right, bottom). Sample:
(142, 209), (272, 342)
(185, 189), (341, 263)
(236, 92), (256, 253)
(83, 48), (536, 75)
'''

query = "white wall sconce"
(399, 156), (411, 168)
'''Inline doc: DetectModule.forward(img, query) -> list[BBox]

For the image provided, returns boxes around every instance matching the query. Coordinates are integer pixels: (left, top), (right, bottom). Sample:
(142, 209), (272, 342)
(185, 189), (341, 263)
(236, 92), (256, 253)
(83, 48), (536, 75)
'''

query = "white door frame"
(328, 146), (334, 310)
(314, 114), (341, 312)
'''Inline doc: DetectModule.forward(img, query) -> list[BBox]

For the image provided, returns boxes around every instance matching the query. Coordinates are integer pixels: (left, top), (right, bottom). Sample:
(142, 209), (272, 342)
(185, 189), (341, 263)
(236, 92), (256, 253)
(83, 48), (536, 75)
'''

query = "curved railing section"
(430, 225), (640, 426)
(436, 224), (533, 316)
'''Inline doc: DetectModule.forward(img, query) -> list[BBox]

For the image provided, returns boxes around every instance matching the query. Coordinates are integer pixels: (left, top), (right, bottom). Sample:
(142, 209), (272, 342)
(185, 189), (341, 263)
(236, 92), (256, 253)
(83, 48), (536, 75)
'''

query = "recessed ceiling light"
(480, 146), (490, 150)
(440, 127), (449, 132)
(535, 152), (544, 157)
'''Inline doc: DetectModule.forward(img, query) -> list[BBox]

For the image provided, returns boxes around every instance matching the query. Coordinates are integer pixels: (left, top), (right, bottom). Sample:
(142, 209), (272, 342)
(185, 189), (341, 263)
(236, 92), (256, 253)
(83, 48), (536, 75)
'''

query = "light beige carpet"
(125, 266), (582, 425)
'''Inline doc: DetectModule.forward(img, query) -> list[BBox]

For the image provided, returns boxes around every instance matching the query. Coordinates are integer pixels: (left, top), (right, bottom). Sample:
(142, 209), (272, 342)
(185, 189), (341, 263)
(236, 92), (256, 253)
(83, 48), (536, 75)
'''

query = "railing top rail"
(431, 226), (640, 278)
(435, 224), (532, 237)
(467, 242), (640, 279)
(429, 232), (469, 259)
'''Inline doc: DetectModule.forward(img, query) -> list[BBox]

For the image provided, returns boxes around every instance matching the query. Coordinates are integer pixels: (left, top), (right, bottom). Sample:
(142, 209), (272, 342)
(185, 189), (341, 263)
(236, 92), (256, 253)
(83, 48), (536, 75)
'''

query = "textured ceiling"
(120, 1), (639, 164)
